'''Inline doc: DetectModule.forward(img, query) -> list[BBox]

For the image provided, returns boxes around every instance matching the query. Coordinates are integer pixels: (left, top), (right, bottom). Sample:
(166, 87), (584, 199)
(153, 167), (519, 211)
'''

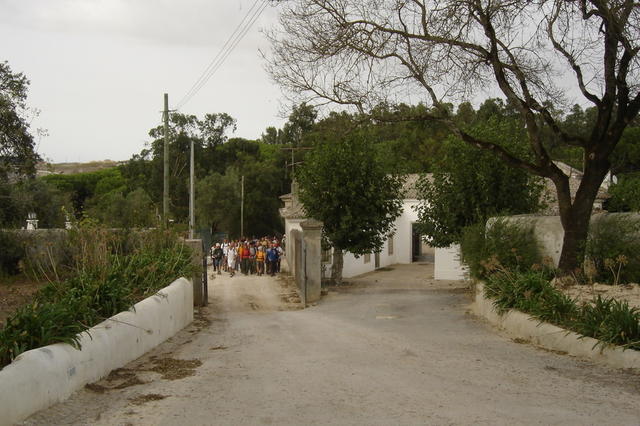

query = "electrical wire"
(175, 0), (269, 110)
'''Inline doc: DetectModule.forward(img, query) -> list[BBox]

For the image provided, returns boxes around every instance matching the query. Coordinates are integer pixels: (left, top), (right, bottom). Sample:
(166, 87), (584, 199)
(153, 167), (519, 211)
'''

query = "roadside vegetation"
(0, 224), (194, 369)
(461, 219), (640, 351)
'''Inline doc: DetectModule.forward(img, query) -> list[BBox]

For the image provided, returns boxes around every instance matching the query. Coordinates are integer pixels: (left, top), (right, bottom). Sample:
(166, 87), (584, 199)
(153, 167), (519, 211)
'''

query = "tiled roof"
(400, 173), (432, 199)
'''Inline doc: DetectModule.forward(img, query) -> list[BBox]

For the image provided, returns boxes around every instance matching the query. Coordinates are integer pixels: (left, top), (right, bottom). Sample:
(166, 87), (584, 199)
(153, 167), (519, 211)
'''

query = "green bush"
(484, 269), (577, 326)
(607, 173), (640, 212)
(460, 218), (545, 279)
(0, 231), (25, 276)
(574, 296), (640, 350)
(484, 269), (640, 351)
(0, 228), (195, 368)
(586, 214), (640, 284)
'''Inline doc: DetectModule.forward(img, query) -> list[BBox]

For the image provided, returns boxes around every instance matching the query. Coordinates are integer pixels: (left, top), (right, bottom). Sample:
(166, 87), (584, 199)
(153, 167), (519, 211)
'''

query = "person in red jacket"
(240, 242), (251, 275)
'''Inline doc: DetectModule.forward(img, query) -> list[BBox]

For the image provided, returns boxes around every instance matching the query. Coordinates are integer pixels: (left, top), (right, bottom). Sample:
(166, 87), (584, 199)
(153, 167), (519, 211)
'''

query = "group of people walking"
(210, 237), (284, 278)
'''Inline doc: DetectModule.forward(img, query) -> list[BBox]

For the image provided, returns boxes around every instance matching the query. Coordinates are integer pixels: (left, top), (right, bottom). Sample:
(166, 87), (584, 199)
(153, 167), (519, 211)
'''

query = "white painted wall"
(283, 218), (304, 274)
(339, 199), (421, 278)
(395, 199), (420, 264)
(434, 244), (468, 280)
(0, 277), (193, 425)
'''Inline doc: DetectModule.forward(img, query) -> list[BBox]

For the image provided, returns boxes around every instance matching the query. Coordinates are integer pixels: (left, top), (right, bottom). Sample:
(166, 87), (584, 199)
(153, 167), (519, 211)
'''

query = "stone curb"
(0, 277), (193, 425)
(471, 281), (640, 370)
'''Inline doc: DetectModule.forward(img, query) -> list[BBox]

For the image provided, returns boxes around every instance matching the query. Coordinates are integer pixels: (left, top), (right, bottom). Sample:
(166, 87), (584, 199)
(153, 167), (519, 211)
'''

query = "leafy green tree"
(611, 127), (640, 175)
(0, 179), (69, 228)
(140, 112), (238, 222)
(281, 103), (317, 146)
(260, 126), (283, 145)
(196, 169), (241, 236)
(607, 173), (640, 212)
(42, 168), (127, 216)
(0, 61), (40, 178)
(416, 117), (544, 247)
(297, 132), (402, 283)
(85, 188), (156, 228)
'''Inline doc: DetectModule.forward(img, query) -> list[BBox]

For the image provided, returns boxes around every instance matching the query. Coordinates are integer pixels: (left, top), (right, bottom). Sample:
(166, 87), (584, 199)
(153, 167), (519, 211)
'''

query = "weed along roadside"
(462, 216), (640, 369)
(0, 226), (198, 425)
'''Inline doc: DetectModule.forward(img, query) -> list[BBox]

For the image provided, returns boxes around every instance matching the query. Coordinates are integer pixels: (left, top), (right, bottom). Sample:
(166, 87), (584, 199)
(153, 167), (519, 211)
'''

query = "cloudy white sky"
(0, 0), (285, 163)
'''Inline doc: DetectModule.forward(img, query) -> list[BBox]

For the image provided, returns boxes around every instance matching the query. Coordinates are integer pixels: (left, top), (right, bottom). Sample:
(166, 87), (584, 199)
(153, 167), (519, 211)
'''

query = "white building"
(279, 175), (467, 281)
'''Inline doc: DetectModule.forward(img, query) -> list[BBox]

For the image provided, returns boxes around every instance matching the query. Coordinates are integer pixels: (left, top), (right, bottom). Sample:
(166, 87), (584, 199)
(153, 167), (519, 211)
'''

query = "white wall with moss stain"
(0, 277), (193, 425)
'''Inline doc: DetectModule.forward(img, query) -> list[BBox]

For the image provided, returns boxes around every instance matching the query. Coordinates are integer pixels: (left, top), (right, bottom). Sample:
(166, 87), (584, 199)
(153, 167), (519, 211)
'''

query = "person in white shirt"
(226, 242), (237, 277)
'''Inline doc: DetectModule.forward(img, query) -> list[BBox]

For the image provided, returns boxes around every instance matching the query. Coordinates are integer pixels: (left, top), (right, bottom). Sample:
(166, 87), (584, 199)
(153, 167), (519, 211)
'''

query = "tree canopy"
(416, 109), (544, 247)
(0, 61), (39, 179)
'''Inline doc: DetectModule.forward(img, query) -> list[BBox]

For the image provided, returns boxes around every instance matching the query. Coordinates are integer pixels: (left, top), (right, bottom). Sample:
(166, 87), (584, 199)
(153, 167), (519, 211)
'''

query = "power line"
(178, 0), (268, 108)
(175, 0), (269, 110)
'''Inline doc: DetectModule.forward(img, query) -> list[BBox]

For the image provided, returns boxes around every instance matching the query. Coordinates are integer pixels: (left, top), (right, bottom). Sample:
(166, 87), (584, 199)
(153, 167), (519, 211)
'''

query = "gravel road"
(23, 263), (640, 425)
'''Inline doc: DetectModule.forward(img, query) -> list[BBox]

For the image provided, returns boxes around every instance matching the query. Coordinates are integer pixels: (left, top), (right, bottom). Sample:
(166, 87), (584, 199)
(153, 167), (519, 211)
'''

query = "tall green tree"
(0, 61), (40, 178)
(141, 112), (238, 221)
(85, 188), (156, 228)
(196, 169), (241, 236)
(296, 132), (402, 283)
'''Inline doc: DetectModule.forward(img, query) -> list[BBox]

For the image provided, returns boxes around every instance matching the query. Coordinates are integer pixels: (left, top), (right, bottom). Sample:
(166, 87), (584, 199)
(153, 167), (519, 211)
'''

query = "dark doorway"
(374, 252), (380, 268)
(411, 223), (422, 262)
(412, 223), (434, 262)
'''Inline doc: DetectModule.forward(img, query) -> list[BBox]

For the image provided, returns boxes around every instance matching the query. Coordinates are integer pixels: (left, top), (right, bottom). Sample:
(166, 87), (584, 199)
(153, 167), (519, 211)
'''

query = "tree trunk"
(556, 160), (609, 274)
(331, 248), (344, 285)
(557, 211), (591, 274)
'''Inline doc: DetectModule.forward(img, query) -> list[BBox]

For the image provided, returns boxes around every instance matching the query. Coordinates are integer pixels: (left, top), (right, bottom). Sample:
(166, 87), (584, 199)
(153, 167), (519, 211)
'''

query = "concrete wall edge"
(0, 277), (194, 425)
(471, 281), (640, 370)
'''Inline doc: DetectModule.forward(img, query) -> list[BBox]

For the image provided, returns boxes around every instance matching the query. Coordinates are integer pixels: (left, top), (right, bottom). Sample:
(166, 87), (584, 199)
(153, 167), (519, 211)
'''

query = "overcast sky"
(0, 0), (285, 163)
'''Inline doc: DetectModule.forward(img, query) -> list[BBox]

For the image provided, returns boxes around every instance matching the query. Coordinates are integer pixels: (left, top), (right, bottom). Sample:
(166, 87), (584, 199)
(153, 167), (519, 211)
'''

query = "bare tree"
(266, 0), (640, 273)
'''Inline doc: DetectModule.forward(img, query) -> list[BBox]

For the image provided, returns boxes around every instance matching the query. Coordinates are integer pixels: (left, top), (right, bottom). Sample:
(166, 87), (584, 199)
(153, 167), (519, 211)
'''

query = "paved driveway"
(24, 264), (640, 425)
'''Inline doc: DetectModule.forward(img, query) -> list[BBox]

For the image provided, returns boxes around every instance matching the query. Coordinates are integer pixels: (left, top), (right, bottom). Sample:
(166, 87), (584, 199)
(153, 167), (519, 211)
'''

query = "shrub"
(0, 228), (195, 368)
(0, 231), (25, 276)
(607, 173), (640, 212)
(484, 268), (577, 326)
(460, 218), (545, 279)
(484, 268), (640, 351)
(574, 296), (640, 350)
(586, 214), (640, 284)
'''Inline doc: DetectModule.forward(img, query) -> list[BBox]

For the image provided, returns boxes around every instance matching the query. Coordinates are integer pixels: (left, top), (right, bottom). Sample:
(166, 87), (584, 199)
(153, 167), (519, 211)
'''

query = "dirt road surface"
(23, 263), (640, 425)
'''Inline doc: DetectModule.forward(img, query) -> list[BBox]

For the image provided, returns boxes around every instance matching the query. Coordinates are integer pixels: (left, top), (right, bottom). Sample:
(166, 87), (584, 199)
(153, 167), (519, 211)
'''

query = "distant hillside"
(36, 160), (124, 176)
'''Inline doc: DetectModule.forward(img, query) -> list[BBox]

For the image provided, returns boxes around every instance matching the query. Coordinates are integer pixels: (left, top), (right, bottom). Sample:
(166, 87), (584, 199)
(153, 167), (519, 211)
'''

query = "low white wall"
(472, 282), (640, 370)
(0, 277), (193, 425)
(434, 244), (467, 280)
(490, 215), (564, 266)
(342, 252), (375, 278)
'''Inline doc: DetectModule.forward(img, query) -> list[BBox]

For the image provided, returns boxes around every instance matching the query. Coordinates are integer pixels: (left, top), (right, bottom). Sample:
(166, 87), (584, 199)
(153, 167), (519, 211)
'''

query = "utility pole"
(163, 93), (170, 227)
(240, 175), (245, 238)
(189, 139), (195, 239)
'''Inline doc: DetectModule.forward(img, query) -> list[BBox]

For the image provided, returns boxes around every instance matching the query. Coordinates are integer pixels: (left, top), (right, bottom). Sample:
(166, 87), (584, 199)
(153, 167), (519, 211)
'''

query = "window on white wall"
(364, 253), (371, 263)
(388, 234), (394, 255)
